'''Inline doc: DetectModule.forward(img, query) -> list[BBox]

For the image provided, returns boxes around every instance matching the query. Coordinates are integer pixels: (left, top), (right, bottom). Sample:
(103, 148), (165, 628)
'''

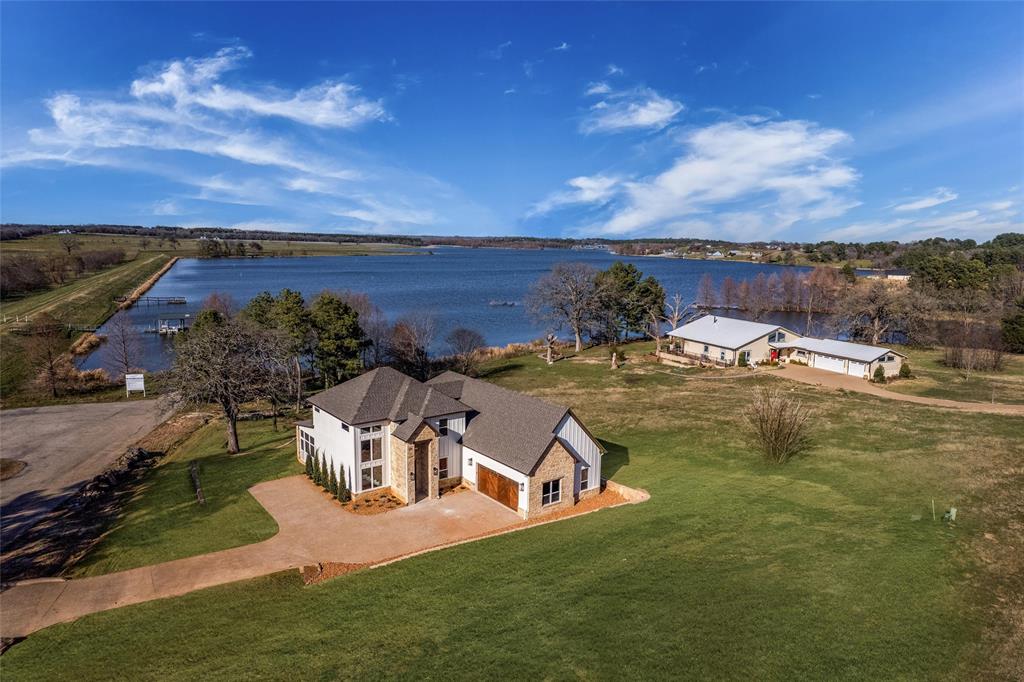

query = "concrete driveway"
(0, 475), (522, 637)
(0, 400), (170, 547)
(776, 364), (1024, 416)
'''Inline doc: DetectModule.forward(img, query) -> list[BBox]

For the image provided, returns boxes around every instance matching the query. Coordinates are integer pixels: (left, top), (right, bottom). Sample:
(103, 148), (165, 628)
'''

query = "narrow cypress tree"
(304, 449), (314, 479)
(313, 453), (322, 486)
(329, 467), (339, 497)
(320, 456), (330, 491)
(338, 466), (350, 502)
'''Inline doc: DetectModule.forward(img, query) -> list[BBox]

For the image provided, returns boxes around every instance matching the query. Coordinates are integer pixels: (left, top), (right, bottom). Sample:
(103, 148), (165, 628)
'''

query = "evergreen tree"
(305, 449), (314, 478)
(312, 453), (322, 485)
(320, 455), (330, 491)
(329, 466), (339, 497)
(309, 292), (368, 386)
(338, 465), (350, 502)
(873, 365), (887, 383)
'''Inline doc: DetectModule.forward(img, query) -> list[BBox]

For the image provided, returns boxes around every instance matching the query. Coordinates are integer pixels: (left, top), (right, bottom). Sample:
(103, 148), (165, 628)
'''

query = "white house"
(771, 338), (905, 378)
(667, 314), (799, 366)
(297, 367), (604, 519)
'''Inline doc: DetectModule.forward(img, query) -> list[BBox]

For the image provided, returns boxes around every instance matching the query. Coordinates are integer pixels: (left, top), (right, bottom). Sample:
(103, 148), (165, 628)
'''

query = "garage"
(476, 464), (519, 511)
(813, 354), (846, 374)
(846, 361), (869, 377)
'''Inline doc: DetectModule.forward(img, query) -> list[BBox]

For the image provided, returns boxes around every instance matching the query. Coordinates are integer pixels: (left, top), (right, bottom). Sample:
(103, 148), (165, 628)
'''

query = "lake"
(80, 247), (816, 372)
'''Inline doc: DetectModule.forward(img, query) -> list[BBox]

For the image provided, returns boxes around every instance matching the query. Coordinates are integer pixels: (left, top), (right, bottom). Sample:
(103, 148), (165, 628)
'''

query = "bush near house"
(899, 363), (912, 379)
(873, 365), (887, 383)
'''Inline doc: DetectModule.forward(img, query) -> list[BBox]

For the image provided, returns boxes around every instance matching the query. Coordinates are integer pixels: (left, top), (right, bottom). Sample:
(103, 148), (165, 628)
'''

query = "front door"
(414, 442), (430, 501)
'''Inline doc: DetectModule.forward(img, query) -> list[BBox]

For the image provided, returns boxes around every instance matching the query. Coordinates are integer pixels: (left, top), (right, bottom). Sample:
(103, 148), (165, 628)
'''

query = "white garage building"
(771, 338), (905, 379)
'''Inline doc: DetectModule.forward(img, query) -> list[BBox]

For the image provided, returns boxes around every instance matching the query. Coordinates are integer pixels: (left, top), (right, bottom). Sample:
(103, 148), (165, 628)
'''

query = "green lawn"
(71, 419), (302, 577)
(886, 345), (1024, 404)
(4, 348), (1020, 680)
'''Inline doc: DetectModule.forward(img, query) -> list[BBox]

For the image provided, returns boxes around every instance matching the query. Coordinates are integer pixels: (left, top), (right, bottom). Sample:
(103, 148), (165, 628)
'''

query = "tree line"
(1, 237), (127, 298)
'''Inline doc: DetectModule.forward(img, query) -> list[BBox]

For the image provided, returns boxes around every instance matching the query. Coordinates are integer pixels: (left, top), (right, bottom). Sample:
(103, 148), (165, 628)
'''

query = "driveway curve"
(0, 476), (521, 638)
(775, 364), (1024, 416)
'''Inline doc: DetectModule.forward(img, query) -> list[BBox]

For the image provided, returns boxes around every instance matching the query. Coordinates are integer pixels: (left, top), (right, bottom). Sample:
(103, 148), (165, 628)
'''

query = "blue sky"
(2, 2), (1022, 242)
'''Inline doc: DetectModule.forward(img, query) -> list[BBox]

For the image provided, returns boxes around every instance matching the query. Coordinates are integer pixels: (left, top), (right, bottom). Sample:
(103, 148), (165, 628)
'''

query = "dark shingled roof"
(307, 367), (469, 426)
(392, 413), (437, 442)
(427, 370), (570, 474)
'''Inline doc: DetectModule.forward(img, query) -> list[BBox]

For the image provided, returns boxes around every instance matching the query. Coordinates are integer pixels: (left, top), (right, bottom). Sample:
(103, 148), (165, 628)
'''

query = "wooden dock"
(115, 295), (186, 305)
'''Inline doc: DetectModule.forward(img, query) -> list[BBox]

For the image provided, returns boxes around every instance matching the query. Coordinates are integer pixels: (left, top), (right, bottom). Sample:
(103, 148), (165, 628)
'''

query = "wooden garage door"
(477, 464), (518, 511)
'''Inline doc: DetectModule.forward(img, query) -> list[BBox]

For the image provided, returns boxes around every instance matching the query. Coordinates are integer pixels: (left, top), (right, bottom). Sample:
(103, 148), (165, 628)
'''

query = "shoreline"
(117, 256), (179, 310)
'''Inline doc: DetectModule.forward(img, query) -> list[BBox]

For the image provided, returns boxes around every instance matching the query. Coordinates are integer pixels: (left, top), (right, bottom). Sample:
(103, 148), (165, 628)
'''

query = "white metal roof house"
(771, 338), (905, 378)
(297, 367), (604, 519)
(666, 314), (799, 366)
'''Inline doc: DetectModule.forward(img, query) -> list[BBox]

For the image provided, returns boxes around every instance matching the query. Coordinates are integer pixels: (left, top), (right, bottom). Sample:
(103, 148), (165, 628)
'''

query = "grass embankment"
(886, 346), (1024, 404)
(72, 419), (302, 577)
(0, 254), (172, 402)
(5, 346), (1021, 680)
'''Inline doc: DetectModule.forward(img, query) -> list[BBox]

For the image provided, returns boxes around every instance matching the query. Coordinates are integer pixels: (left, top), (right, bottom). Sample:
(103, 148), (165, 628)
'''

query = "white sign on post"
(125, 373), (146, 397)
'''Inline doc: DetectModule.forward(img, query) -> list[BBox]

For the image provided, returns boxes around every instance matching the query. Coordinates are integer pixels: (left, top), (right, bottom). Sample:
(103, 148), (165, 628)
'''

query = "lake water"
(80, 247), (816, 372)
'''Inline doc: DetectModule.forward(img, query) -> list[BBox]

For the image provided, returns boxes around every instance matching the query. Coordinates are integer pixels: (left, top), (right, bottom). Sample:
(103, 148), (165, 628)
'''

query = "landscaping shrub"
(745, 386), (812, 464)
(873, 365), (887, 383)
(304, 450), (314, 479)
(338, 466), (350, 502)
(738, 353), (748, 367)
(329, 466), (339, 497)
(312, 453), (323, 486)
(899, 363), (912, 379)
(319, 456), (329, 490)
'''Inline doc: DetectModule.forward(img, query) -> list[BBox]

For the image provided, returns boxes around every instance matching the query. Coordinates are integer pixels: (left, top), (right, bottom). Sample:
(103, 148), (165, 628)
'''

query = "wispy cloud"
(607, 64), (624, 76)
(893, 187), (958, 211)
(503, 88), (517, 95)
(581, 85), (684, 134)
(484, 40), (512, 60)
(824, 202), (1020, 242)
(694, 62), (718, 75)
(528, 175), (621, 217)
(806, 93), (822, 100)
(522, 59), (541, 78)
(3, 45), (495, 234)
(552, 42), (570, 52)
(536, 117), (860, 240)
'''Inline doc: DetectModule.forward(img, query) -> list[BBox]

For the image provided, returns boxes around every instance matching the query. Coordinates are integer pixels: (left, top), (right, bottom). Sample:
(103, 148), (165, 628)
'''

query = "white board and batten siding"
(311, 406), (358, 493)
(426, 413), (466, 479)
(556, 413), (602, 496)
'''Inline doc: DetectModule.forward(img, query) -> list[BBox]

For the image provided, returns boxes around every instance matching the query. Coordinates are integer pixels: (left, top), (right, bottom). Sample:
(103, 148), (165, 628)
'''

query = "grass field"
(885, 345), (1024, 404)
(3, 346), (1020, 680)
(72, 419), (302, 577)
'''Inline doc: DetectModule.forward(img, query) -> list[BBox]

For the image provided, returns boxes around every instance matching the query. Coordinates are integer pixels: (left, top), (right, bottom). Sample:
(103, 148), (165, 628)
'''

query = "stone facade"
(386, 421), (439, 505)
(527, 439), (577, 518)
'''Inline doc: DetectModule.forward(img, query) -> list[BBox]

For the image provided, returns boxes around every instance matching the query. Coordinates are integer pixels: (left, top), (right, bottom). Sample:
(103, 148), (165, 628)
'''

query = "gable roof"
(307, 366), (469, 426)
(427, 371), (570, 475)
(771, 337), (905, 363)
(667, 314), (792, 349)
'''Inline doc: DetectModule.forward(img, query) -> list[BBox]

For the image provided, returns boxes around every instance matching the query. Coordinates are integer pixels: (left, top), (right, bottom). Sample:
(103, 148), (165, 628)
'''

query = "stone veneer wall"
(387, 422), (439, 505)
(527, 440), (577, 518)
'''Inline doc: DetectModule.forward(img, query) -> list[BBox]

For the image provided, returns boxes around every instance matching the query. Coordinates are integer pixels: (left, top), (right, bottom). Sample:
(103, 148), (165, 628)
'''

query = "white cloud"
(528, 175), (621, 216)
(581, 86), (684, 134)
(893, 187), (958, 212)
(585, 81), (612, 96)
(823, 219), (914, 241)
(503, 88), (517, 95)
(129, 47), (388, 129)
(552, 42), (570, 52)
(484, 41), (512, 60)
(987, 200), (1014, 211)
(807, 93), (822, 100)
(825, 204), (1021, 242)
(537, 117), (859, 240)
(151, 199), (182, 216)
(694, 62), (718, 75)
(607, 64), (624, 76)
(522, 60), (541, 78)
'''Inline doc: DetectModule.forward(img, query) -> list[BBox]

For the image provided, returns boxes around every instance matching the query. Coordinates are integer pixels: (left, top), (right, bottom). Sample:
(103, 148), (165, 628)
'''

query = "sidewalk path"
(0, 476), (522, 638)
(775, 364), (1024, 416)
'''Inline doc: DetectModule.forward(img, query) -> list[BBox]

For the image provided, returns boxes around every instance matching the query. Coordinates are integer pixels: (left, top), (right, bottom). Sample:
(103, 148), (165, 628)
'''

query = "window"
(703, 344), (709, 353)
(438, 418), (448, 436)
(359, 426), (385, 490)
(341, 422), (350, 432)
(580, 467), (589, 491)
(768, 331), (787, 343)
(719, 350), (726, 361)
(796, 350), (806, 357)
(883, 354), (895, 362)
(439, 457), (449, 479)
(542, 479), (561, 506)
(300, 431), (315, 460)
(739, 350), (751, 363)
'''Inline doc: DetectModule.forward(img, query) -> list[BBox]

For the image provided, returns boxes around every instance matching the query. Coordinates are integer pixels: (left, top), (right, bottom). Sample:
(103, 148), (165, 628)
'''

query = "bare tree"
(391, 313), (437, 380)
(721, 276), (740, 309)
(202, 292), (237, 317)
(57, 233), (81, 256)
(746, 386), (812, 464)
(170, 317), (293, 453)
(832, 280), (931, 345)
(696, 273), (717, 309)
(645, 308), (664, 353)
(526, 262), (603, 352)
(20, 313), (66, 398)
(102, 313), (142, 379)
(445, 327), (486, 375)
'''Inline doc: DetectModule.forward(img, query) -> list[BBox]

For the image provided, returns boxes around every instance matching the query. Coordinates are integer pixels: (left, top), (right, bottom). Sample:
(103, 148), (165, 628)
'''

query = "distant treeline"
(2, 224), (1022, 269)
(2, 246), (127, 298)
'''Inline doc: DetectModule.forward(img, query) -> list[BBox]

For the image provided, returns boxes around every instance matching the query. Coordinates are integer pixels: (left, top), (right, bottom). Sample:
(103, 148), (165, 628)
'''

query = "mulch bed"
(300, 561), (370, 585)
(343, 491), (404, 515)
